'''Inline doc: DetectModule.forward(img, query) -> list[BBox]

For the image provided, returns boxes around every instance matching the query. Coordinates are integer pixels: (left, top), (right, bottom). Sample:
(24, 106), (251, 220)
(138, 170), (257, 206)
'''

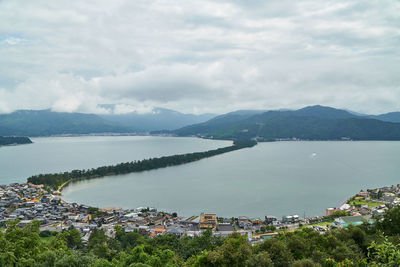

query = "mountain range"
(1, 105), (400, 139)
(0, 110), (130, 136)
(99, 107), (215, 131)
(170, 105), (400, 141)
(0, 108), (215, 136)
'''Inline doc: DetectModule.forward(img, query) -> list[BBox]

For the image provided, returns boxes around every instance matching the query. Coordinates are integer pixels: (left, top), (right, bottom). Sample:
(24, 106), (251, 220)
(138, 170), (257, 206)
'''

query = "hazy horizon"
(0, 104), (399, 117)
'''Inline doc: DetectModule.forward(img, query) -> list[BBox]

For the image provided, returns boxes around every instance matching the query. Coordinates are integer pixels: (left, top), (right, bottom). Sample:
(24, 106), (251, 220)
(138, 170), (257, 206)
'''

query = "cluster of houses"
(316, 185), (400, 230)
(2, 182), (400, 243)
(0, 183), (280, 243)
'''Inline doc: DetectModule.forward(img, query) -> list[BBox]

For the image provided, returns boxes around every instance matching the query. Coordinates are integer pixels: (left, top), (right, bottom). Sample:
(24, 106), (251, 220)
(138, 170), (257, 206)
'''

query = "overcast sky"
(0, 0), (399, 115)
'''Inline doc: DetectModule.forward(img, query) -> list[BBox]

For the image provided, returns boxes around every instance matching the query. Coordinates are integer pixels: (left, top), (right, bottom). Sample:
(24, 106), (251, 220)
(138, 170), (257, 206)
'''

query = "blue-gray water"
(2, 137), (400, 218)
(62, 140), (400, 218)
(0, 136), (230, 184)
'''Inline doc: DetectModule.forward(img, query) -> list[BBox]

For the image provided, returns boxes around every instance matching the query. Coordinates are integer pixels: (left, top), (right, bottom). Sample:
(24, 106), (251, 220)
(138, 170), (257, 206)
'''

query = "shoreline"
(52, 181), (390, 224)
(24, 132), (400, 141)
(2, 135), (398, 223)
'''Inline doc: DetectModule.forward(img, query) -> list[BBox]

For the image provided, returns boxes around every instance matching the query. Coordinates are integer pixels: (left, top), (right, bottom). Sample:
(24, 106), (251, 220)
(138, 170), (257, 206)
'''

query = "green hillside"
(173, 106), (400, 140)
(0, 110), (132, 136)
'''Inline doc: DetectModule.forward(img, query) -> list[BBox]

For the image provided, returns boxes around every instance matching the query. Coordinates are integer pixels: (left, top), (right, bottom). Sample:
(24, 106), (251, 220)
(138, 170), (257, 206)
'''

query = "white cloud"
(0, 0), (399, 115)
(113, 104), (154, 115)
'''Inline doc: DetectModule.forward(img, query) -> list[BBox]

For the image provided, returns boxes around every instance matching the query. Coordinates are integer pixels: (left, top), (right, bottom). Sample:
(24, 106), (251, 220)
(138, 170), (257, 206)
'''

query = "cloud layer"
(0, 0), (399, 114)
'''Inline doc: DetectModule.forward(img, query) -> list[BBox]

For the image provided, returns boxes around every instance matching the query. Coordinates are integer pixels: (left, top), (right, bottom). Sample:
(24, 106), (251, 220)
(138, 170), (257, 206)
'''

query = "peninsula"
(0, 136), (32, 147)
(27, 139), (257, 190)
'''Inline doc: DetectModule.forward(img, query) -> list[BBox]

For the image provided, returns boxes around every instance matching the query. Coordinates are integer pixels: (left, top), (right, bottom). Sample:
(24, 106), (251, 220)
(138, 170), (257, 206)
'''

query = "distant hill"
(0, 110), (131, 136)
(3, 106), (400, 139)
(0, 136), (32, 146)
(368, 112), (400, 123)
(0, 108), (217, 136)
(172, 105), (400, 141)
(100, 107), (216, 131)
(292, 105), (357, 119)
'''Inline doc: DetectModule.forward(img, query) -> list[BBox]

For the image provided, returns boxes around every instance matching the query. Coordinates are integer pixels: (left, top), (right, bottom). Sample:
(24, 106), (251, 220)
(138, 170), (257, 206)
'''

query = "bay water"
(2, 137), (399, 218)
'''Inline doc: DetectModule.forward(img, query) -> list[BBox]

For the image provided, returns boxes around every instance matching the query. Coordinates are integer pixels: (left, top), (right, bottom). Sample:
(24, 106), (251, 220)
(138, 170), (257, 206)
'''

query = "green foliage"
(265, 225), (276, 232)
(292, 258), (321, 267)
(39, 230), (58, 238)
(58, 227), (84, 249)
(3, 216), (400, 266)
(257, 238), (294, 267)
(368, 238), (400, 266)
(191, 233), (253, 267)
(376, 206), (400, 236)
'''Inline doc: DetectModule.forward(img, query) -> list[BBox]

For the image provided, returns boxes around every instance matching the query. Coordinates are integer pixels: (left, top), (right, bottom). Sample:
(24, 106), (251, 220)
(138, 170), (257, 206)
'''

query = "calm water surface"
(62, 141), (400, 218)
(0, 136), (230, 184)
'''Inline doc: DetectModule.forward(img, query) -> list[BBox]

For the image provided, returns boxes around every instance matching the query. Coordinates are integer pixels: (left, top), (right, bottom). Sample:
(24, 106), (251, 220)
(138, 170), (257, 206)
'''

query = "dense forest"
(0, 136), (32, 146)
(27, 140), (257, 189)
(2, 206), (400, 266)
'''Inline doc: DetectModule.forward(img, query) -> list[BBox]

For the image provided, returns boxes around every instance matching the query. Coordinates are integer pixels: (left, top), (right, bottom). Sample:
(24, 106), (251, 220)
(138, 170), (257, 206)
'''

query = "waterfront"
(62, 140), (400, 218)
(2, 137), (400, 219)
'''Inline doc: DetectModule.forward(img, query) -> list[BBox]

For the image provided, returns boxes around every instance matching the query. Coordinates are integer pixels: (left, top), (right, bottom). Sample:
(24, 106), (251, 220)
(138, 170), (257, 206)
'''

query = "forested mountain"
(2, 106), (400, 138)
(100, 107), (216, 131)
(172, 105), (400, 141)
(0, 136), (32, 146)
(369, 112), (400, 123)
(292, 105), (357, 119)
(0, 110), (131, 136)
(0, 108), (216, 136)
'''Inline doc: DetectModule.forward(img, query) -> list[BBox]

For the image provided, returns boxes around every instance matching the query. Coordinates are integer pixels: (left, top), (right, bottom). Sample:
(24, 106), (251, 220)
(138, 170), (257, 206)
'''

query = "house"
(238, 216), (251, 223)
(282, 215), (293, 223)
(282, 215), (299, 224)
(239, 221), (252, 229)
(124, 212), (139, 219)
(339, 203), (351, 211)
(358, 191), (369, 198)
(251, 218), (263, 225)
(326, 208), (338, 216)
(372, 209), (386, 216)
(265, 215), (277, 225)
(390, 198), (400, 208)
(152, 227), (166, 236)
(382, 193), (396, 202)
(199, 213), (217, 229)
(167, 228), (184, 236)
(217, 223), (235, 232)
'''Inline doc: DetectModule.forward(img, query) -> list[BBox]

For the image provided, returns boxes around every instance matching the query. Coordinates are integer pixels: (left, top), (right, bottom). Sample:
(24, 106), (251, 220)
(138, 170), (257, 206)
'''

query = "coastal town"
(0, 182), (398, 243)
